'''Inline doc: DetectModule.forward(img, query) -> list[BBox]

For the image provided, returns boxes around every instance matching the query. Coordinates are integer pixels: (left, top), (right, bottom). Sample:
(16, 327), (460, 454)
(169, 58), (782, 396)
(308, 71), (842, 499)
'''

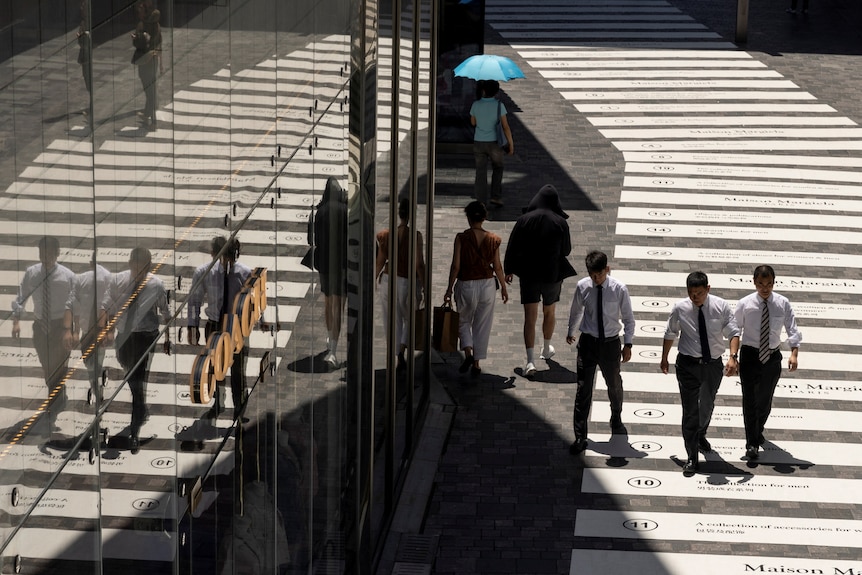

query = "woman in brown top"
(375, 198), (426, 370)
(444, 201), (508, 377)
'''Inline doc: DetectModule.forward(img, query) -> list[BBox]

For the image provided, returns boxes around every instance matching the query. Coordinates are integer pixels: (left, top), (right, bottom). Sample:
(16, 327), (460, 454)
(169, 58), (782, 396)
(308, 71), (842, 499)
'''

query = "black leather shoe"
(569, 440), (588, 455)
(459, 355), (475, 374)
(698, 436), (712, 452)
(129, 435), (140, 455)
(746, 446), (759, 460)
(682, 459), (699, 477)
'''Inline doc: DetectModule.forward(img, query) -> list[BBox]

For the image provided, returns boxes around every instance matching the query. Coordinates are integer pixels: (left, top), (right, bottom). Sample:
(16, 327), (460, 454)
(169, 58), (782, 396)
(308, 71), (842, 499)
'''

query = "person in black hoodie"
(310, 177), (348, 368)
(504, 184), (576, 377)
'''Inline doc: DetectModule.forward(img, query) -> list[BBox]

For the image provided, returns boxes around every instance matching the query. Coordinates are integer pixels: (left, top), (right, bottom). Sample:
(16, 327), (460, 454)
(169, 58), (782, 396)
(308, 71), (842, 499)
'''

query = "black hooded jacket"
(503, 184), (575, 283)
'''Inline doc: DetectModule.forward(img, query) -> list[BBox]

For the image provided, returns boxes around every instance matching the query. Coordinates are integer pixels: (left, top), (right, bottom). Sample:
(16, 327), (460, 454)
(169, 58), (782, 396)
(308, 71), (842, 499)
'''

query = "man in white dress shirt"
(64, 255), (112, 405)
(661, 271), (740, 476)
(12, 236), (75, 437)
(566, 251), (635, 454)
(734, 265), (801, 461)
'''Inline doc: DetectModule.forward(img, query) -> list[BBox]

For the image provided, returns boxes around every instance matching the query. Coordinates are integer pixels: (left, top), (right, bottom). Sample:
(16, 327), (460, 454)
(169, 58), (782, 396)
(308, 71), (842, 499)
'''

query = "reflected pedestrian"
(100, 247), (171, 453)
(187, 237), (252, 421)
(310, 177), (348, 369)
(131, 0), (162, 131)
(443, 201), (508, 378)
(375, 198), (426, 371)
(11, 236), (75, 439)
(63, 253), (112, 406)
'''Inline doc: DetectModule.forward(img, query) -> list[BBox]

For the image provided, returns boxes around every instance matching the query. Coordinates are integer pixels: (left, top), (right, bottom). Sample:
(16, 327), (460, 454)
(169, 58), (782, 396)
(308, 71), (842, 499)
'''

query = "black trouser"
(117, 330), (158, 438)
(33, 319), (70, 430)
(206, 320), (248, 414)
(573, 334), (623, 442)
(739, 345), (782, 449)
(675, 354), (723, 462)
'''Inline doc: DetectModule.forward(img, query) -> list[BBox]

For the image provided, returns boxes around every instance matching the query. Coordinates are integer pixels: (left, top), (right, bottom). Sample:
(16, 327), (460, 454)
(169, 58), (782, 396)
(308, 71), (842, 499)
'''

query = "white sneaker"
(324, 352), (338, 369)
(524, 362), (537, 377)
(540, 345), (555, 360)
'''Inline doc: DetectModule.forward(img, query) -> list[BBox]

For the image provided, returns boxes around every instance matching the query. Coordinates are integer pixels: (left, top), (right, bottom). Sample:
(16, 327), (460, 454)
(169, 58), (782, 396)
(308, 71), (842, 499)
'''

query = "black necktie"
(220, 263), (230, 320)
(596, 284), (605, 342)
(698, 304), (710, 361)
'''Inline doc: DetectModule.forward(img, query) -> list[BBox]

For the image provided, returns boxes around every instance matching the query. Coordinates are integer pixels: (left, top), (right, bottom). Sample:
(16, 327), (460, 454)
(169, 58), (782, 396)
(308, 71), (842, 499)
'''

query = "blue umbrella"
(453, 54), (525, 82)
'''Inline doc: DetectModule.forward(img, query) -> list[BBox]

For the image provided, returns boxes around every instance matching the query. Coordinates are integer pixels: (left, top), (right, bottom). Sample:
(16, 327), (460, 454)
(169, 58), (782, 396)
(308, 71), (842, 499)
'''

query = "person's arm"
(566, 286), (584, 345)
(784, 298), (801, 372)
(157, 281), (172, 355)
(11, 269), (33, 338)
(415, 231), (426, 294)
(620, 285), (635, 363)
(63, 308), (78, 351)
(374, 234), (387, 283)
(444, 234), (461, 304)
(500, 114), (514, 156)
(660, 338), (675, 374)
(723, 303), (741, 375)
(660, 307), (680, 374)
(503, 224), (519, 284)
(491, 244), (508, 304)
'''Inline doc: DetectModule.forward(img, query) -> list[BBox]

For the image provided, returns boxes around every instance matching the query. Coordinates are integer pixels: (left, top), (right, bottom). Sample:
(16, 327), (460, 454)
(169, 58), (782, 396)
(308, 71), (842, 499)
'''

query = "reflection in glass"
(308, 177), (348, 369)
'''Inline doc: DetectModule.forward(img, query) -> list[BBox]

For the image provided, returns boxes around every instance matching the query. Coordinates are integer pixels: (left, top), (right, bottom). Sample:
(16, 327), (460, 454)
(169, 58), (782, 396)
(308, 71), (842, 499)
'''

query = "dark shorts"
(519, 280), (562, 305)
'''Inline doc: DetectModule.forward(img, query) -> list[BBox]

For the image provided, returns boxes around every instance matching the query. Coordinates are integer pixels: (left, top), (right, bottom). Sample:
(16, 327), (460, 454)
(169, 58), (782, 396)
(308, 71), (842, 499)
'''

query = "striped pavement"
(420, 0), (862, 573)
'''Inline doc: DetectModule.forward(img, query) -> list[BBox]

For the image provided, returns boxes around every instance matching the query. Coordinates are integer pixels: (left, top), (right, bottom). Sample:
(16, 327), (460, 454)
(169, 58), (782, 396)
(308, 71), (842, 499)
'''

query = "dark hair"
(753, 264), (775, 280)
(482, 80), (500, 98)
(129, 246), (152, 266)
(585, 250), (607, 273)
(225, 238), (241, 261)
(210, 236), (227, 257)
(464, 201), (487, 224)
(38, 236), (60, 257)
(397, 197), (410, 222)
(686, 271), (709, 289)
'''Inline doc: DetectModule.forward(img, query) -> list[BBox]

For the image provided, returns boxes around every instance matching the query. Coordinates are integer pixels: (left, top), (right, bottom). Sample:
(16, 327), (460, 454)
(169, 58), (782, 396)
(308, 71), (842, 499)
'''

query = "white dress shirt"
(67, 264), (112, 333)
(567, 275), (635, 344)
(734, 291), (802, 349)
(664, 294), (740, 359)
(12, 263), (75, 322)
(101, 270), (170, 343)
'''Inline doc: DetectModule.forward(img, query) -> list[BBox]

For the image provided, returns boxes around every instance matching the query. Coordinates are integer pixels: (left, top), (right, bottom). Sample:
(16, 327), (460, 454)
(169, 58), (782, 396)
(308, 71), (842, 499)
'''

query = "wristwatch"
(730, 353), (738, 360)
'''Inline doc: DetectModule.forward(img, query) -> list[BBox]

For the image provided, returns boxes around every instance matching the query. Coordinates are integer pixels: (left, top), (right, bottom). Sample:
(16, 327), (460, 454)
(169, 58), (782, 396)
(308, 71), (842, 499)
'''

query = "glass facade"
(0, 0), (433, 572)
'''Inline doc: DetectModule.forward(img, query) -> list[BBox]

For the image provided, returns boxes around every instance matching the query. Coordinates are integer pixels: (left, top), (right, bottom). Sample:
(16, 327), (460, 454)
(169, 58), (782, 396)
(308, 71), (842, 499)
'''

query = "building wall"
(0, 0), (433, 572)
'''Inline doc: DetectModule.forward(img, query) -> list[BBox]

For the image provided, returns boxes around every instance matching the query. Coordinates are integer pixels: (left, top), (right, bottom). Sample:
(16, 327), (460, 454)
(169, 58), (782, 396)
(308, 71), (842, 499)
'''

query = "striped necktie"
(42, 265), (54, 321)
(758, 299), (770, 364)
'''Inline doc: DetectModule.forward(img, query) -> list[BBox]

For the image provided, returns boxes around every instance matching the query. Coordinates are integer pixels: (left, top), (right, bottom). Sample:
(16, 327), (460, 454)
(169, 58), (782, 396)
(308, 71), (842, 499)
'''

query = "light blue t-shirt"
(470, 97), (507, 143)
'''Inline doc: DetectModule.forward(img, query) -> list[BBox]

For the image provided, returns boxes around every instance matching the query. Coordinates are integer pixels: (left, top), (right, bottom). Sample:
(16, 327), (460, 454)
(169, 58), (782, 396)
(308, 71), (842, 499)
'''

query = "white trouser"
(454, 278), (496, 361)
(379, 274), (415, 349)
